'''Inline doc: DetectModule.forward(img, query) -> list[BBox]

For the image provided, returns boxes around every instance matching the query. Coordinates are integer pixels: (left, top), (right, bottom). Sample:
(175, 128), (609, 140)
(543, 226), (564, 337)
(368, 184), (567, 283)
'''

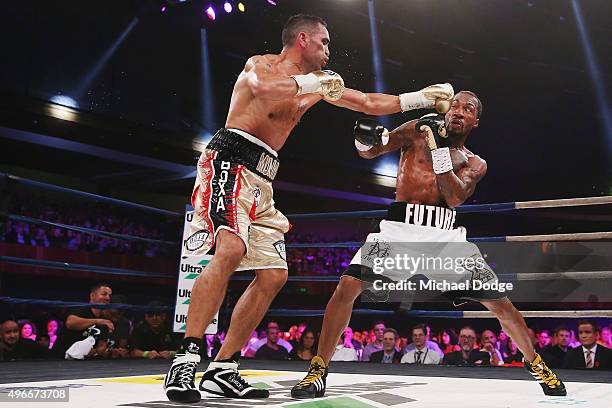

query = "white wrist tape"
(292, 73), (320, 95)
(399, 91), (431, 112)
(381, 128), (390, 146)
(431, 147), (453, 174)
(354, 139), (373, 152)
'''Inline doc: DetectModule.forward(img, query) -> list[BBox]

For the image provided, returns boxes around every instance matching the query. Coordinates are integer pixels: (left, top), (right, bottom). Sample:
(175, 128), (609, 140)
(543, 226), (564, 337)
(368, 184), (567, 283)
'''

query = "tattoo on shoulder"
(253, 58), (273, 72)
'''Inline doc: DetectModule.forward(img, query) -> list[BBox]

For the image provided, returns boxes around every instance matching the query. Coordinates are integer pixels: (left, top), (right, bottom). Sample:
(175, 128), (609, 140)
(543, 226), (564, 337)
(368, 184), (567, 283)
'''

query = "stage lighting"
(50, 95), (80, 109)
(237, 2), (245, 12)
(205, 5), (216, 20)
(161, 5), (167, 13)
(224, 2), (232, 13)
(267, 0), (277, 5)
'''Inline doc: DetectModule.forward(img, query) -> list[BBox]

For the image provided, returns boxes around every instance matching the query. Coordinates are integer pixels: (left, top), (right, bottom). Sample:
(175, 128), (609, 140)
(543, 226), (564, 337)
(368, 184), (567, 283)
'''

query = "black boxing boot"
(525, 353), (567, 396)
(164, 337), (202, 403)
(291, 356), (328, 399)
(199, 352), (269, 398)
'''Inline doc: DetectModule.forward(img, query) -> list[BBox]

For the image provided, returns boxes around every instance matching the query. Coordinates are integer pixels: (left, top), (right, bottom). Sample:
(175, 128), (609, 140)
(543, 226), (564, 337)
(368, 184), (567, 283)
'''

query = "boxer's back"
(225, 54), (321, 151)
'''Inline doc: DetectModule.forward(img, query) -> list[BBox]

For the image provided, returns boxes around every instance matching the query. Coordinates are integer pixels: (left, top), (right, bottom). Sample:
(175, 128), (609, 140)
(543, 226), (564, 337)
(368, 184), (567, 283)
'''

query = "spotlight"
(205, 5), (216, 20)
(237, 2), (245, 12)
(50, 95), (80, 109)
(224, 2), (232, 13)
(161, 5), (167, 12)
(267, 0), (277, 5)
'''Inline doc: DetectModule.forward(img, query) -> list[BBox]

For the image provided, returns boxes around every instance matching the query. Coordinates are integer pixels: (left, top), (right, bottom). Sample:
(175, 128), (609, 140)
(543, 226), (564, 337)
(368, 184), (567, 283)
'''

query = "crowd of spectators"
(1, 283), (180, 361)
(1, 218), (361, 273)
(3, 283), (611, 370)
(251, 319), (612, 369)
(2, 195), (366, 272)
(1, 194), (180, 257)
(2, 197), (611, 370)
(284, 233), (363, 274)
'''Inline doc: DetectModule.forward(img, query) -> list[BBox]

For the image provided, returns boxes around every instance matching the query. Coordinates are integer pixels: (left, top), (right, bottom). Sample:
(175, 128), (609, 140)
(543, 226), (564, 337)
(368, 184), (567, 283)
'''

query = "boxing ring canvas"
(1, 360), (610, 407)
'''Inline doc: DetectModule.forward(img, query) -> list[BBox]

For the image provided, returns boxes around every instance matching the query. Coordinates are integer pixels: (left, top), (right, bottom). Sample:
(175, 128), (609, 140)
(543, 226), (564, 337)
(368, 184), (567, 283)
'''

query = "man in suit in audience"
(370, 328), (402, 363)
(361, 321), (386, 361)
(564, 320), (612, 370)
(543, 326), (572, 369)
(401, 324), (441, 365)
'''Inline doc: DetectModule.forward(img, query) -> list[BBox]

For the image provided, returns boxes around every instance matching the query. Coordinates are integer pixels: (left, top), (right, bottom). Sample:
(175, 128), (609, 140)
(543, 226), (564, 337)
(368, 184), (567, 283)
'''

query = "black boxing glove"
(416, 113), (449, 150)
(415, 113), (452, 174)
(354, 118), (389, 152)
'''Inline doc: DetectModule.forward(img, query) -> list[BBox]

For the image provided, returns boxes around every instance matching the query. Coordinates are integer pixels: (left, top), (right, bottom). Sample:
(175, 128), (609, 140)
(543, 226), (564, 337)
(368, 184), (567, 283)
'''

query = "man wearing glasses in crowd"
(442, 326), (491, 366)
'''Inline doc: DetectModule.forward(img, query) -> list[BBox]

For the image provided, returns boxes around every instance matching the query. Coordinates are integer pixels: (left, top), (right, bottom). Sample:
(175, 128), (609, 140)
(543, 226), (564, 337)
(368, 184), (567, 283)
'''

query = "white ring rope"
(464, 310), (612, 318)
(506, 231), (612, 242)
(509, 271), (612, 281)
(515, 196), (612, 209)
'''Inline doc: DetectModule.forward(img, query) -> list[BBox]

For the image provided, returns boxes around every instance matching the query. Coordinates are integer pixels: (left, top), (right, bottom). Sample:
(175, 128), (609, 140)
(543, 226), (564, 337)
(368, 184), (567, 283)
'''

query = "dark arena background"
(0, 1), (611, 407)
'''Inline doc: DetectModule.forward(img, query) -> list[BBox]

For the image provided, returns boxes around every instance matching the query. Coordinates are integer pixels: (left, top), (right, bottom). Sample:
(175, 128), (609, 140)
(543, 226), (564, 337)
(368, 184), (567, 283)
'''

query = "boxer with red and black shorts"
(186, 128), (289, 271)
(164, 13), (454, 403)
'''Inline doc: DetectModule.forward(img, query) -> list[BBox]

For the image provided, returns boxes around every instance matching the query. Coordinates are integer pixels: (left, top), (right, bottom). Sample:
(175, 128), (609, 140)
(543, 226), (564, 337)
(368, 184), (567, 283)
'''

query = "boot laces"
(532, 361), (560, 388)
(298, 362), (325, 387)
(227, 369), (251, 390)
(172, 354), (198, 384)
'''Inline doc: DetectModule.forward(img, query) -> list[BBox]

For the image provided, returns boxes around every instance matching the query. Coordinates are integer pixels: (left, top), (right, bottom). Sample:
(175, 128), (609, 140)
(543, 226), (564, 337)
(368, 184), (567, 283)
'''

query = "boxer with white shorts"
(292, 91), (567, 399)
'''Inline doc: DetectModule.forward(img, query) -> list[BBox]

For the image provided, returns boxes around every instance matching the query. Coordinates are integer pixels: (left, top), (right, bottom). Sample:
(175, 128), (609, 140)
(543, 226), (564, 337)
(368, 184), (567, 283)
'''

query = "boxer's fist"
(421, 83), (454, 110)
(292, 70), (345, 101)
(400, 83), (454, 112)
(354, 118), (389, 152)
(416, 113), (448, 150)
(315, 70), (345, 101)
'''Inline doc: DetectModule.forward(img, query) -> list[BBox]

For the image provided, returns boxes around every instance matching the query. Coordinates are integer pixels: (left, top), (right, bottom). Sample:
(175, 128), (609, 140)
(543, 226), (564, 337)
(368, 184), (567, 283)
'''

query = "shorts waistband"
(207, 128), (280, 181)
(226, 128), (277, 157)
(386, 202), (456, 230)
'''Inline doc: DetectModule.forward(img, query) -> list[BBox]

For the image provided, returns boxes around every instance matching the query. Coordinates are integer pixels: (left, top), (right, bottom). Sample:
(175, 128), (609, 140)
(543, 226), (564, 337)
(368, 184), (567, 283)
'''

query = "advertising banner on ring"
(173, 206), (218, 334)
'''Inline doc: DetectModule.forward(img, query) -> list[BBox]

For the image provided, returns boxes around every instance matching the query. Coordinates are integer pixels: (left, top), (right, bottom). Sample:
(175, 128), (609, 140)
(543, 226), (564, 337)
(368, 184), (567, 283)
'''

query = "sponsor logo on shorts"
(184, 230), (210, 251)
(466, 257), (496, 284)
(253, 186), (262, 207)
(256, 152), (279, 180)
(273, 240), (286, 261)
(216, 161), (231, 212)
(366, 240), (392, 258)
(404, 204), (456, 230)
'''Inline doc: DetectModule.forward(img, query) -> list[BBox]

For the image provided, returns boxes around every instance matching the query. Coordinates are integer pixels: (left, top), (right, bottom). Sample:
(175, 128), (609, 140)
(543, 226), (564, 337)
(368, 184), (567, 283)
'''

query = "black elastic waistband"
(386, 202), (457, 230)
(207, 129), (279, 181)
